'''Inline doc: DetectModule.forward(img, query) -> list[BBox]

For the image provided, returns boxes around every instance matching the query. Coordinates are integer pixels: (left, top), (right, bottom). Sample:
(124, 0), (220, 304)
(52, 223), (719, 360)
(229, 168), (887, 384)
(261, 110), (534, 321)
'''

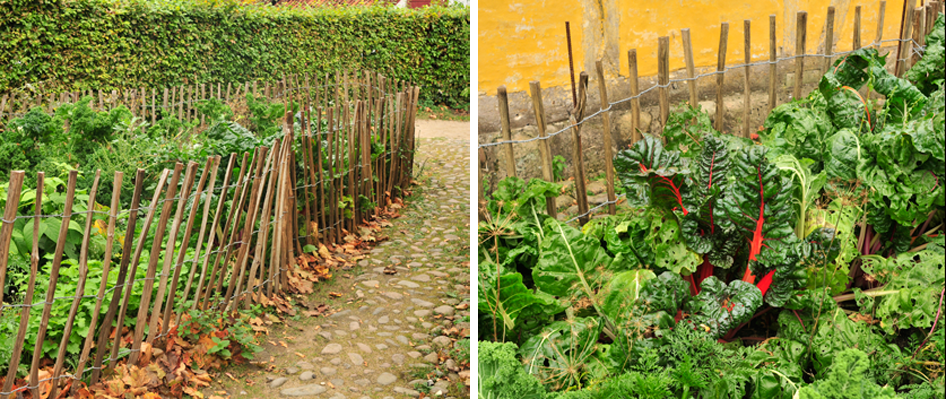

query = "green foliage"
(477, 25), (945, 399)
(860, 241), (946, 334)
(0, 0), (470, 108)
(906, 14), (945, 95)
(551, 155), (567, 182)
(683, 276), (762, 338)
(478, 341), (549, 399)
(796, 349), (898, 399)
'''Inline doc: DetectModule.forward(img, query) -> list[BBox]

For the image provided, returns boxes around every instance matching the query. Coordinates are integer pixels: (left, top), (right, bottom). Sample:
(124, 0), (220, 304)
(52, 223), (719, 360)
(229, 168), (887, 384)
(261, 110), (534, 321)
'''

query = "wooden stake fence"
(0, 74), (419, 397)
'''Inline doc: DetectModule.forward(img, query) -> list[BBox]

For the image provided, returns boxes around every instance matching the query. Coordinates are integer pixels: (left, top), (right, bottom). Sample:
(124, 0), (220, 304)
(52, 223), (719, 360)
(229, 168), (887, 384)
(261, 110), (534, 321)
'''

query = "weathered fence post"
(528, 81), (558, 218)
(628, 49), (642, 143)
(594, 60), (617, 216)
(794, 12), (808, 101)
(681, 29), (699, 108)
(744, 19), (752, 138)
(769, 15), (778, 113)
(497, 86), (516, 178)
(571, 72), (590, 225)
(1, 172), (40, 399)
(715, 23), (730, 132)
(658, 36), (671, 128)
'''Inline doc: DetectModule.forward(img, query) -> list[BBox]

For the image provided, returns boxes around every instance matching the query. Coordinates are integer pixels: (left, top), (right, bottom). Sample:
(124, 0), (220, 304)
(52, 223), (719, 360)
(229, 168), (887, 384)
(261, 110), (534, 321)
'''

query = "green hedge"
(0, 0), (470, 108)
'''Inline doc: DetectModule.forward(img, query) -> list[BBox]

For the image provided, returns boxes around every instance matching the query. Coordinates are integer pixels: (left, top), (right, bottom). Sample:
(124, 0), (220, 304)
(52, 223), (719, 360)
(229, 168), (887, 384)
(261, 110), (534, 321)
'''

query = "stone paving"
(207, 123), (471, 399)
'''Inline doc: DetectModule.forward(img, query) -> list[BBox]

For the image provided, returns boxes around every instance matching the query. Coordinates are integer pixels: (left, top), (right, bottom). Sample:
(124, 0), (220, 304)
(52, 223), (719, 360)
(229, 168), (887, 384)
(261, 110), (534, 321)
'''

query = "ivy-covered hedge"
(0, 0), (470, 108)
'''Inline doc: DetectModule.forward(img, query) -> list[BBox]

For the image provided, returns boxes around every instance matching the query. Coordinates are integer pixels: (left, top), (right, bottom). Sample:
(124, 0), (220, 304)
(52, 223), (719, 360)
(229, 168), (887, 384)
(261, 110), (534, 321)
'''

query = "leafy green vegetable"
(614, 135), (691, 215)
(861, 245), (946, 334)
(796, 348), (898, 399)
(683, 276), (762, 338)
(479, 341), (549, 399)
(520, 317), (602, 391)
(718, 145), (795, 273)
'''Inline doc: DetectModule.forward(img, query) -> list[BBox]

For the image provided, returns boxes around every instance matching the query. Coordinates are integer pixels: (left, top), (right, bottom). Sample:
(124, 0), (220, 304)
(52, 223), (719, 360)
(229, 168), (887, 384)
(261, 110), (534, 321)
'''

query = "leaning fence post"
(93, 169), (146, 384)
(528, 81), (558, 218)
(594, 60), (617, 216)
(48, 171), (101, 399)
(73, 171), (122, 394)
(0, 171), (24, 307)
(794, 12), (807, 101)
(0, 171), (24, 398)
(192, 155), (236, 311)
(28, 170), (78, 399)
(146, 162), (198, 345)
(497, 86), (516, 179)
(715, 22), (730, 133)
(1, 172), (39, 399)
(178, 156), (221, 318)
(129, 163), (184, 365)
(876, 1), (888, 51)
(164, 158), (216, 329)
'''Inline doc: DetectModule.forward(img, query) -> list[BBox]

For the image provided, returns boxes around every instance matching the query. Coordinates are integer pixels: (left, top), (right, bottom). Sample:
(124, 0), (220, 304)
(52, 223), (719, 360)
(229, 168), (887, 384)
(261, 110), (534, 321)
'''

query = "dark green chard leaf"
(754, 236), (809, 307)
(683, 276), (762, 338)
(718, 145), (796, 273)
(805, 200), (860, 295)
(639, 271), (691, 314)
(824, 48), (927, 125)
(519, 317), (603, 391)
(819, 71), (872, 132)
(614, 135), (692, 215)
(679, 134), (740, 262)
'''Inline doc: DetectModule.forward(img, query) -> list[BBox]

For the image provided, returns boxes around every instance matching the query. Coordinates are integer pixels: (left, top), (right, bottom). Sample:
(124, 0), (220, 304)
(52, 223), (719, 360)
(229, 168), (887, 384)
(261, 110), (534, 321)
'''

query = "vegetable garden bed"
(478, 12), (945, 399)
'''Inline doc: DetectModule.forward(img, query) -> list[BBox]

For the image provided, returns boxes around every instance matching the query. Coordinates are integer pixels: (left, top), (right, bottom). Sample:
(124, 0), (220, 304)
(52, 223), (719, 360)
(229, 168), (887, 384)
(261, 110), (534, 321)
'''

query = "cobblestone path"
(204, 121), (471, 399)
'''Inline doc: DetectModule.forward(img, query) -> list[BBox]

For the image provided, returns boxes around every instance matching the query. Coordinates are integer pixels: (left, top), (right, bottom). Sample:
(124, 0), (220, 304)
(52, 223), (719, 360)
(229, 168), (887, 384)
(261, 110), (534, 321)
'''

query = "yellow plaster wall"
(478, 0), (909, 94)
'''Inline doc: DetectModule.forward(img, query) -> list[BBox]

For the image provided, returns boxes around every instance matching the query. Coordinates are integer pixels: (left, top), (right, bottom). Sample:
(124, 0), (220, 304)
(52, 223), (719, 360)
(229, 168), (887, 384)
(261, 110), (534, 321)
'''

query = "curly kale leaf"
(479, 341), (549, 399)
(796, 348), (898, 399)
